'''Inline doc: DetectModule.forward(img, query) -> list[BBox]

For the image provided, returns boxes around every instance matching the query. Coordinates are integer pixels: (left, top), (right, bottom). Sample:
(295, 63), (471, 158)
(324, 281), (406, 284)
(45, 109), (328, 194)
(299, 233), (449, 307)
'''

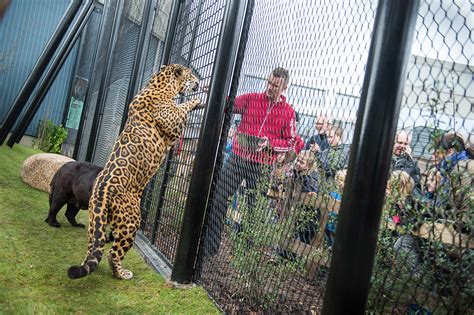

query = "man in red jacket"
(205, 67), (301, 256)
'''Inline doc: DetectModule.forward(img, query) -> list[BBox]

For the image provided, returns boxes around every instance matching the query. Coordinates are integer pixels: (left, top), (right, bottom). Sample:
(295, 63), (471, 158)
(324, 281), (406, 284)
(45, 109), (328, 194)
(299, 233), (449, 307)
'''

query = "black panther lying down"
(46, 161), (102, 228)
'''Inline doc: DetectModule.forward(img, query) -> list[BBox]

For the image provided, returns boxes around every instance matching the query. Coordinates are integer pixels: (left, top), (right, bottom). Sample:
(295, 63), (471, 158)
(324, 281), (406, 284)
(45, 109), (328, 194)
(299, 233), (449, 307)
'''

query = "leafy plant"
(229, 171), (302, 308)
(368, 166), (473, 314)
(32, 119), (68, 153)
(228, 168), (339, 308)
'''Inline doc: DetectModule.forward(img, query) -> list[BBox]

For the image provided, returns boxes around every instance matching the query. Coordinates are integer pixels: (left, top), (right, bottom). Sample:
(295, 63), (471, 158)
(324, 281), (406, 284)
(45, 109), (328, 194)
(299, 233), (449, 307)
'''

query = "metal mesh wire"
(137, 0), (173, 247)
(367, 1), (473, 314)
(139, 0), (226, 265)
(67, 0), (472, 312)
(76, 2), (119, 161)
(61, 7), (103, 157)
(92, 0), (146, 166)
(192, 0), (472, 313)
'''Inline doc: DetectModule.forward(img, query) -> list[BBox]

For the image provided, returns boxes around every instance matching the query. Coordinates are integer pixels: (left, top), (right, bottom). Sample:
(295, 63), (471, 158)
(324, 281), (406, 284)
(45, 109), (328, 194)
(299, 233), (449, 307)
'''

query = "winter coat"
(318, 144), (350, 178)
(232, 92), (298, 164)
(305, 134), (330, 152)
(391, 152), (421, 190)
(439, 151), (473, 223)
(280, 169), (319, 218)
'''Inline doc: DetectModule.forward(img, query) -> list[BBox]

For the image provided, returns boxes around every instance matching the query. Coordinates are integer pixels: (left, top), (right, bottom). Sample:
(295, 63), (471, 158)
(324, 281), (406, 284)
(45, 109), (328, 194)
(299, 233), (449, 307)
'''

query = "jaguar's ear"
(160, 64), (167, 71)
(174, 67), (183, 78)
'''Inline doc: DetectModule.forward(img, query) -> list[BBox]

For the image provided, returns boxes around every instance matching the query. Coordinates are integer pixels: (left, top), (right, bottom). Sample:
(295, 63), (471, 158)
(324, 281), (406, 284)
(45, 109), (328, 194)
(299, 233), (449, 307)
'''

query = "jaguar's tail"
(67, 190), (108, 279)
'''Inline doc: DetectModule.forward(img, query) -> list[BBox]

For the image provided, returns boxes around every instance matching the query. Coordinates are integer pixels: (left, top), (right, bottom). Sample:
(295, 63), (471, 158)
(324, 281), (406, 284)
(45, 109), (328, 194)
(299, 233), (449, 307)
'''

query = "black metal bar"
(0, 0), (84, 145)
(185, 0), (203, 67)
(150, 149), (174, 243)
(84, 0), (124, 162)
(171, 0), (249, 284)
(119, 0), (153, 130)
(160, 0), (182, 66)
(73, 4), (106, 160)
(149, 0), (183, 243)
(134, 0), (159, 90)
(7, 0), (95, 147)
(322, 1), (421, 314)
(210, 0), (255, 186)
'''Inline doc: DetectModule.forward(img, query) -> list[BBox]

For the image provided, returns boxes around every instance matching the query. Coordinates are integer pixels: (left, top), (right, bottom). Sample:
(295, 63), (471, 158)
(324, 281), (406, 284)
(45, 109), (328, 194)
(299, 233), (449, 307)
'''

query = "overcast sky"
(242, 0), (472, 90)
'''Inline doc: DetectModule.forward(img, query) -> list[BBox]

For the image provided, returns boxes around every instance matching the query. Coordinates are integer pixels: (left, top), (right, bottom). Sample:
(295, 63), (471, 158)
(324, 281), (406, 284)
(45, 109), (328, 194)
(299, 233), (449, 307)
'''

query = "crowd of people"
(202, 67), (474, 280)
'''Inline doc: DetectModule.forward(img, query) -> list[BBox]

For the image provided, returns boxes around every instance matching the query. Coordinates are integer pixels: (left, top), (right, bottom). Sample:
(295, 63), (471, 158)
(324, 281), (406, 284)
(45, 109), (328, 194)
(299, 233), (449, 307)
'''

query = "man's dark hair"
(271, 67), (290, 85)
(436, 132), (474, 159)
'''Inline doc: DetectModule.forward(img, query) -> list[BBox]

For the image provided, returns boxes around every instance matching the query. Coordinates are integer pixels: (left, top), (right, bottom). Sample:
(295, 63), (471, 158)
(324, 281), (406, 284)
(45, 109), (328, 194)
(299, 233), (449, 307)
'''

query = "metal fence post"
(171, 0), (249, 284)
(160, 0), (182, 66)
(84, 0), (124, 162)
(148, 0), (183, 242)
(120, 0), (153, 130)
(0, 0), (84, 145)
(7, 0), (95, 147)
(73, 4), (106, 160)
(321, 0), (421, 314)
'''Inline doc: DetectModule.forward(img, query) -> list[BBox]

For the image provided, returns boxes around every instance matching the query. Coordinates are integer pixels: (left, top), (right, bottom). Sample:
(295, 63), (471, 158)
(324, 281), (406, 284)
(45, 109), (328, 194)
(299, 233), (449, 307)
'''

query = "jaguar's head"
(158, 64), (199, 95)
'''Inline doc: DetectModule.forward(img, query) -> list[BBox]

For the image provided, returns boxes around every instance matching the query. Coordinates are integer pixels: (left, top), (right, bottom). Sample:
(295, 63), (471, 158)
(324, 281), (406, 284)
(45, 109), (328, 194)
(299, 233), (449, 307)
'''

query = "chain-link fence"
(367, 1), (473, 313)
(51, 0), (472, 313)
(140, 0), (226, 266)
(193, 0), (472, 313)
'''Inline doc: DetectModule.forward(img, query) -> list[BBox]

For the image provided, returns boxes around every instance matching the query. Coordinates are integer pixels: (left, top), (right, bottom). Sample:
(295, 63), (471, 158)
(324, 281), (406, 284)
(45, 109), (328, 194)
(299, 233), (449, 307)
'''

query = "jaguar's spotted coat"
(68, 64), (201, 280)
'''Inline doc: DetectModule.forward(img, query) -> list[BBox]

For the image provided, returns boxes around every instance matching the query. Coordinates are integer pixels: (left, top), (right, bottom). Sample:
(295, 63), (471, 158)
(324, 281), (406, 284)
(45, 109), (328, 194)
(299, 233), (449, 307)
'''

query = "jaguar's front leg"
(180, 98), (202, 112)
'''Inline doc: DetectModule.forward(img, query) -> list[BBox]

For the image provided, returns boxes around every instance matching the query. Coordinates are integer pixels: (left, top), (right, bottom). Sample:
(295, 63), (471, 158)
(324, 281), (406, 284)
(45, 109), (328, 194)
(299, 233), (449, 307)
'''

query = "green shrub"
(32, 119), (68, 154)
(229, 174), (302, 308)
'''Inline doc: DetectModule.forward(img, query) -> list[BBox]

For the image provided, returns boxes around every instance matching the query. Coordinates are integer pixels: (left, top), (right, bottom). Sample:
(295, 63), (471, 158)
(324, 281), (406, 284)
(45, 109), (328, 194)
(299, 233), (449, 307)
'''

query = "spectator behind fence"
(435, 132), (474, 175)
(283, 150), (319, 244)
(324, 169), (347, 248)
(223, 123), (237, 165)
(421, 167), (442, 204)
(386, 170), (416, 227)
(433, 132), (474, 229)
(391, 130), (422, 196)
(385, 170), (423, 277)
(267, 150), (297, 218)
(205, 67), (302, 256)
(305, 115), (331, 154)
(317, 126), (350, 178)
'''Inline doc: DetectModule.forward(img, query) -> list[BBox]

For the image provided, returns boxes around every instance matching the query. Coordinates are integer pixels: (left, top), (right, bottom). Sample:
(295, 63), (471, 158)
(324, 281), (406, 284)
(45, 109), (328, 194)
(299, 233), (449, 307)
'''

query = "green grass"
(0, 145), (219, 314)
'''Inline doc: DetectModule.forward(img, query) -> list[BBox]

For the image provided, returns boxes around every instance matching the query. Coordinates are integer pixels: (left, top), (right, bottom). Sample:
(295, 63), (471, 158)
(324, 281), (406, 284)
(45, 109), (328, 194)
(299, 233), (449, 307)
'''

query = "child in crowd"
(281, 150), (319, 244)
(384, 170), (423, 277)
(324, 169), (347, 248)
(385, 170), (416, 226)
(419, 167), (443, 210)
(266, 150), (296, 223)
(424, 167), (442, 200)
(267, 150), (297, 206)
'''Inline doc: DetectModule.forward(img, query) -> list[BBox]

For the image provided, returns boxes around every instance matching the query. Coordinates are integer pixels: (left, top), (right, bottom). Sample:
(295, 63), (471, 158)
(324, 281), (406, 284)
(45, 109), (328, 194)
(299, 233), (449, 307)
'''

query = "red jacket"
(232, 92), (299, 164)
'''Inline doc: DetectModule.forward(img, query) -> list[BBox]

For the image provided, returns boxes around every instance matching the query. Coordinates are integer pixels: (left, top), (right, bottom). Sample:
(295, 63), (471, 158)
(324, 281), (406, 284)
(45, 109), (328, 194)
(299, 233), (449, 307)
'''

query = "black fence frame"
(2, 0), (459, 312)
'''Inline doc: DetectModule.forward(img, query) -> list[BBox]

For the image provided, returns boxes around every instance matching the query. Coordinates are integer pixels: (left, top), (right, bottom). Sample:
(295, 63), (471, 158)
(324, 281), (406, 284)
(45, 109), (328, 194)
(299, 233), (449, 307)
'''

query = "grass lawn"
(0, 144), (219, 314)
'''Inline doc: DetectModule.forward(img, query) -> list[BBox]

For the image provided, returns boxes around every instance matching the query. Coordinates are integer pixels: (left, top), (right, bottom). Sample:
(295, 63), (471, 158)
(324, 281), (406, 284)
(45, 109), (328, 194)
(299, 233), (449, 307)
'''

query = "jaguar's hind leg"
(107, 227), (138, 279)
(65, 203), (85, 228)
(107, 199), (140, 279)
(46, 193), (67, 227)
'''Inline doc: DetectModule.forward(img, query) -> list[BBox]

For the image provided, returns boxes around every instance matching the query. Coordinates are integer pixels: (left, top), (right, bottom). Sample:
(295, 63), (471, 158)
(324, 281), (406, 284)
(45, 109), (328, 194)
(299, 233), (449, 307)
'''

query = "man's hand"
(257, 137), (270, 152)
(309, 143), (320, 153)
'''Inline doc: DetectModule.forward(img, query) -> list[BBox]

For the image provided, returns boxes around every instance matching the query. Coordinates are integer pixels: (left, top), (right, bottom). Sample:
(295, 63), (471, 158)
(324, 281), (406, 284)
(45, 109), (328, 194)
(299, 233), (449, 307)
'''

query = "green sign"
(65, 97), (83, 130)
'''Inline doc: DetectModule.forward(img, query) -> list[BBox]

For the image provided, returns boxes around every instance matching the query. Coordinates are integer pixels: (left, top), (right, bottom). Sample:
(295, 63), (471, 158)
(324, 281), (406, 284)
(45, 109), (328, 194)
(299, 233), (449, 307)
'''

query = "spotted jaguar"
(68, 64), (201, 279)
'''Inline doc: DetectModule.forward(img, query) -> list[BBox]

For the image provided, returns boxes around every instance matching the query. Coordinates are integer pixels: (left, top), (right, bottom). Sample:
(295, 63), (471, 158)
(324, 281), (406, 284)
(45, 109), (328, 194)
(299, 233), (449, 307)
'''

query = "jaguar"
(68, 64), (201, 279)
